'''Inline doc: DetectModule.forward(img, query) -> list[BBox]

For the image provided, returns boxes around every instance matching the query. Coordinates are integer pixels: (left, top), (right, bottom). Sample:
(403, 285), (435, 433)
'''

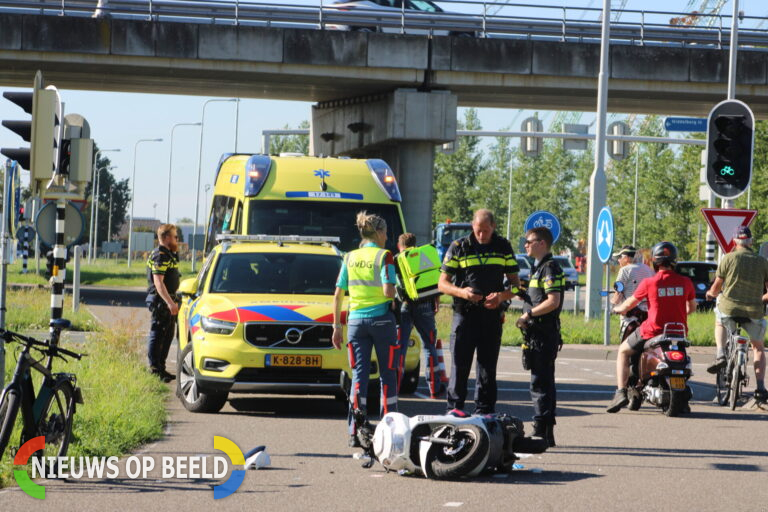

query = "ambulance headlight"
(201, 316), (237, 335)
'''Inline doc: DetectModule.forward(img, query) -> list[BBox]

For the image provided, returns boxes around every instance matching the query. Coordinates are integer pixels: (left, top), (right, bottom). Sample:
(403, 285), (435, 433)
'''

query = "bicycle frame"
(0, 327), (82, 455)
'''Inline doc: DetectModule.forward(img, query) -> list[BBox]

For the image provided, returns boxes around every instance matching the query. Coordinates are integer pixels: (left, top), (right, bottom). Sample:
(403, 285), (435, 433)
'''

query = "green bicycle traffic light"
(706, 100), (754, 199)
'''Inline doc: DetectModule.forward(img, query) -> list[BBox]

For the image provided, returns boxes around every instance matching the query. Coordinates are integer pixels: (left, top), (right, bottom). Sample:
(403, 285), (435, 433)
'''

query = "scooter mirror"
(613, 281), (624, 293)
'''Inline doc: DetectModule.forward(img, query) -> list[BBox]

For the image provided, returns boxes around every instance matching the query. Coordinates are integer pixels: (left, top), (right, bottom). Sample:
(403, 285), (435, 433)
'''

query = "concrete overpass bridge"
(2, 8), (768, 116)
(2, 1), (768, 241)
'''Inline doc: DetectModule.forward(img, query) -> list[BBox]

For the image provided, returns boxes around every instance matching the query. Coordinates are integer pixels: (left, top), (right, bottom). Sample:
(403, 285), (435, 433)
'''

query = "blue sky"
(1, 0), (765, 223)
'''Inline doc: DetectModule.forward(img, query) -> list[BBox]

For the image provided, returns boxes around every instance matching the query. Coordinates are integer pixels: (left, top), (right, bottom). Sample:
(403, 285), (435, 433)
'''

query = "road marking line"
(444, 502), (464, 507)
(497, 387), (614, 394)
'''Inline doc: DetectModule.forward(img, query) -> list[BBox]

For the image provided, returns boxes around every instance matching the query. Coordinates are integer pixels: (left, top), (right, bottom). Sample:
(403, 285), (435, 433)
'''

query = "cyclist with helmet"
(607, 241), (697, 413)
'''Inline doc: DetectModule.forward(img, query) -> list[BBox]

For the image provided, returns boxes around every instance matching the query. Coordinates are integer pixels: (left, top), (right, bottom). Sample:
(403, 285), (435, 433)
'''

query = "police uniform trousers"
(148, 301), (176, 372)
(447, 307), (503, 413)
(528, 320), (559, 425)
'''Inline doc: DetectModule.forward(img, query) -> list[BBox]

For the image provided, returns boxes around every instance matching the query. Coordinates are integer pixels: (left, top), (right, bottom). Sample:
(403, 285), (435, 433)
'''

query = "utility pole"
(585, 0), (611, 319)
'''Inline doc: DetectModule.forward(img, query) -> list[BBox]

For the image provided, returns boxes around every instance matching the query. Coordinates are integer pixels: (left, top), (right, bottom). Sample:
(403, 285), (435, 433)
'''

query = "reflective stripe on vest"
(347, 247), (389, 311)
(397, 244), (441, 301)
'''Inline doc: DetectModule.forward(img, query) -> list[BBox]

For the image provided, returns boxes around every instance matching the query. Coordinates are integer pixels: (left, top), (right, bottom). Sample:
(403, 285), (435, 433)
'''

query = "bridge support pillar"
(311, 89), (457, 244)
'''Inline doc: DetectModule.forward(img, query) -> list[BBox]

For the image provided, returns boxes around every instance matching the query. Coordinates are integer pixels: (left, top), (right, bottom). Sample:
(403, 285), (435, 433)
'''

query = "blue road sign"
(596, 207), (614, 264)
(664, 117), (707, 132)
(524, 210), (561, 244)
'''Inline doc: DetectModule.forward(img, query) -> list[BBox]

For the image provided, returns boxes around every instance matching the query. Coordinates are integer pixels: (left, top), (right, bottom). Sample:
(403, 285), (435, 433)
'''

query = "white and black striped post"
(21, 223), (29, 274)
(50, 198), (67, 323)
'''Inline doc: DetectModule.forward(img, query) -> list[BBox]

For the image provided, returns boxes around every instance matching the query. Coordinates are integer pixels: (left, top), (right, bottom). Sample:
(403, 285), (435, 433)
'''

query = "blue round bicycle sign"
(596, 207), (614, 264)
(524, 211), (561, 244)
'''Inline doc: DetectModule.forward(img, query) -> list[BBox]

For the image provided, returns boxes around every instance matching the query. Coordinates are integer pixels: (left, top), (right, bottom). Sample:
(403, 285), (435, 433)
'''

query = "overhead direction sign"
(524, 210), (561, 244)
(665, 117), (707, 132)
(701, 208), (757, 253)
(596, 207), (614, 264)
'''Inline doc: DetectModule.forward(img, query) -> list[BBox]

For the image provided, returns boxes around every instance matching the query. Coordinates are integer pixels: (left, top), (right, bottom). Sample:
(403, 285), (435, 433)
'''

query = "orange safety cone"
(436, 339), (449, 384)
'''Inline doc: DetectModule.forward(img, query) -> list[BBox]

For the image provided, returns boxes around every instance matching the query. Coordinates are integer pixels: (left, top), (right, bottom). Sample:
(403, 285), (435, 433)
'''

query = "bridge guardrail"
(1, 0), (767, 52)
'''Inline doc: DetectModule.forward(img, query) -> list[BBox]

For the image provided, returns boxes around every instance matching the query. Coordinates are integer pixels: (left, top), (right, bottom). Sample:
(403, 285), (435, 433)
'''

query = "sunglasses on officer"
(524, 238), (542, 245)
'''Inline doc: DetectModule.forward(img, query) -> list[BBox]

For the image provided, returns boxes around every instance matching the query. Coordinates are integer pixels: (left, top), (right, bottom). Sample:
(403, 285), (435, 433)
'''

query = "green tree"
(269, 120), (310, 155)
(432, 109), (485, 226)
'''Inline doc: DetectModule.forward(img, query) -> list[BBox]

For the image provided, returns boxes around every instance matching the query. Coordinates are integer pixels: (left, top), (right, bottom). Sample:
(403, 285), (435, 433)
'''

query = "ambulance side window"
(233, 201), (243, 235)
(205, 195), (236, 254)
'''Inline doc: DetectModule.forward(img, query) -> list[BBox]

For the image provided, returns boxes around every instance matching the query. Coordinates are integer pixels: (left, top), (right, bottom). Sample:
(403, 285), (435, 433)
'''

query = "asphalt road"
(1, 292), (766, 511)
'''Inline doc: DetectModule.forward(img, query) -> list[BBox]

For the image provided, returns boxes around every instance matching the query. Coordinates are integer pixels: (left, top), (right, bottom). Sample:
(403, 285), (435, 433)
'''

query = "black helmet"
(651, 241), (677, 268)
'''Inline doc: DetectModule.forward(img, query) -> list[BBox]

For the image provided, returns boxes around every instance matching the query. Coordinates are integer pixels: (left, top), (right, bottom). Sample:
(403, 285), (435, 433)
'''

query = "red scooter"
(627, 323), (693, 417)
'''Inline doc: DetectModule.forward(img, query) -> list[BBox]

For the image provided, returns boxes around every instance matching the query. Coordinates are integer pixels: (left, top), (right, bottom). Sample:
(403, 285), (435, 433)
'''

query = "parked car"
(327, 0), (476, 36)
(675, 261), (718, 310)
(516, 255), (531, 288)
(433, 222), (472, 262)
(553, 256), (578, 290)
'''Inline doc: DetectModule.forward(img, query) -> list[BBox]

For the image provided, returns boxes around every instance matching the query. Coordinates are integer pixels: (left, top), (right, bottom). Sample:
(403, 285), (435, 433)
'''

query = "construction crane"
(682, 0), (728, 27)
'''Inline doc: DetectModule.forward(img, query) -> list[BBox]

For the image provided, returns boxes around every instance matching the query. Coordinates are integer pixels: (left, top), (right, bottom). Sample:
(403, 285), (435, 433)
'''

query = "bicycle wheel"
(729, 360), (742, 411)
(0, 390), (21, 460)
(715, 364), (730, 406)
(35, 381), (74, 460)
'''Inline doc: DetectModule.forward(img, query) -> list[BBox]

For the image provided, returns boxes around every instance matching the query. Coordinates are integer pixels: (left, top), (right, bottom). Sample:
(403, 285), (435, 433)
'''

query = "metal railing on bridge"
(2, 0), (768, 51)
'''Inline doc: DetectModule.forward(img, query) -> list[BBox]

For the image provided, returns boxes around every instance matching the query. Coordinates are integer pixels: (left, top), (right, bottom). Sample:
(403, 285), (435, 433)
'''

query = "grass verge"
(0, 303), (167, 488)
(6, 258), (196, 287)
(435, 307), (716, 346)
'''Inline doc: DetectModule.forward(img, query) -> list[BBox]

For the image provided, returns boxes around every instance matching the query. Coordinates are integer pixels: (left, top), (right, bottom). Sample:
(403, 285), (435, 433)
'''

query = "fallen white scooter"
(352, 409), (548, 479)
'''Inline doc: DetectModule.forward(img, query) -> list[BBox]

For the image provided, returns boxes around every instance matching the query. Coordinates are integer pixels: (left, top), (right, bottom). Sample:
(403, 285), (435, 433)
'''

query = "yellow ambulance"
(203, 154), (406, 255)
(188, 154), (423, 400)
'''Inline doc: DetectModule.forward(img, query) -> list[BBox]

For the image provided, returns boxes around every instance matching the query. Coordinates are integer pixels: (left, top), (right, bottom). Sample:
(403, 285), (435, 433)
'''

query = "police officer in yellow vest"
(332, 212), (399, 447)
(439, 209), (521, 414)
(395, 233), (447, 398)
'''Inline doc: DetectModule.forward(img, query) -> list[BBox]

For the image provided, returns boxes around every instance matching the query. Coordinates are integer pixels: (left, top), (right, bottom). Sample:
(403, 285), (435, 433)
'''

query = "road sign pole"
(585, 0), (611, 319)
(603, 263), (610, 346)
(0, 160), (11, 387)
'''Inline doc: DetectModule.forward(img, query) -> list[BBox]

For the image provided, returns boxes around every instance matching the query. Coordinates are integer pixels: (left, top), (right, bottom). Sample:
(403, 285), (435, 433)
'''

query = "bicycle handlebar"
(0, 329), (85, 361)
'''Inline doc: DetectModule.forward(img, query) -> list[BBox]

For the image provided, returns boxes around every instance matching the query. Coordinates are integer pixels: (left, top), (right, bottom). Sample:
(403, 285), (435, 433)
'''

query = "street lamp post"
(128, 138), (163, 267)
(89, 148), (120, 262)
(93, 165), (116, 259)
(192, 98), (237, 272)
(107, 186), (113, 254)
(167, 122), (201, 223)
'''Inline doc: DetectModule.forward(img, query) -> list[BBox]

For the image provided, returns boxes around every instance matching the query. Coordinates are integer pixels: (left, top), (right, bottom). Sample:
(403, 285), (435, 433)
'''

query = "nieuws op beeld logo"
(13, 435), (246, 500)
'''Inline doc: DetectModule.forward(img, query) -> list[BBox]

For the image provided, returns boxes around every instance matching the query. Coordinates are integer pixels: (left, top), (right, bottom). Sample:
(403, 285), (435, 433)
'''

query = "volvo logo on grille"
(285, 327), (303, 344)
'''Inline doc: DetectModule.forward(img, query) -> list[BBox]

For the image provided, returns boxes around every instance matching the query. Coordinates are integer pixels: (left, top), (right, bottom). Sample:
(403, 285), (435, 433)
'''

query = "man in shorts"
(705, 226), (768, 402)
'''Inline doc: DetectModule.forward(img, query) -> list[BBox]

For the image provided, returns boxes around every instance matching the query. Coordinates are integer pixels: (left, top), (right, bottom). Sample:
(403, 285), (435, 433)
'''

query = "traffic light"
(58, 138), (71, 176)
(1, 71), (61, 185)
(706, 99), (754, 199)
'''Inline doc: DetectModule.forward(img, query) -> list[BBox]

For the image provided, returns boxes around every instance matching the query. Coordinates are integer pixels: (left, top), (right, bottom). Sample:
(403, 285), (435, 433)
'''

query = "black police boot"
(531, 421), (547, 439)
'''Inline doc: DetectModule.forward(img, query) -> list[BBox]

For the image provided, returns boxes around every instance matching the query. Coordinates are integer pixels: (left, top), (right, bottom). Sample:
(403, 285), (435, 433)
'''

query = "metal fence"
(1, 0), (768, 50)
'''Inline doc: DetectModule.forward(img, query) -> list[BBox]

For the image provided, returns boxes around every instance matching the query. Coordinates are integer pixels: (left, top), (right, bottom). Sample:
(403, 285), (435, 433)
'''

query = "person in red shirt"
(606, 241), (696, 413)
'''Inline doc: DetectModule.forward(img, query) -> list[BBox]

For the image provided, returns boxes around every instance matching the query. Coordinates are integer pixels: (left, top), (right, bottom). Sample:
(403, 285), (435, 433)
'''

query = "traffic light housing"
(706, 99), (754, 199)
(1, 71), (61, 185)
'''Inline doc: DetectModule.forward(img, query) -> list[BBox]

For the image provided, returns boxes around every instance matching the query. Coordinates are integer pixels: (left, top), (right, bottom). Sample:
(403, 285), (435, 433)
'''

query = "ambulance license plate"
(266, 354), (322, 367)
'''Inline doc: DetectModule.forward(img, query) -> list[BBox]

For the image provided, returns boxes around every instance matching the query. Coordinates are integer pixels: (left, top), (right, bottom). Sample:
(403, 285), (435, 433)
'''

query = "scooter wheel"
(425, 425), (489, 480)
